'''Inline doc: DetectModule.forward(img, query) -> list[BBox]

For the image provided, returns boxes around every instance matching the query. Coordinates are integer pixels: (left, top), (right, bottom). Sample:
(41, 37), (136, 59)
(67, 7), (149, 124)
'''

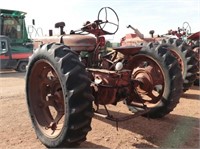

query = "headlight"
(115, 62), (123, 71)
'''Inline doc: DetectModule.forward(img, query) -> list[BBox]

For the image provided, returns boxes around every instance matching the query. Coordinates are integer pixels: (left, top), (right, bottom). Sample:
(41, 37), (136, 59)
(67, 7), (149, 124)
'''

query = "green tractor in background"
(0, 9), (33, 72)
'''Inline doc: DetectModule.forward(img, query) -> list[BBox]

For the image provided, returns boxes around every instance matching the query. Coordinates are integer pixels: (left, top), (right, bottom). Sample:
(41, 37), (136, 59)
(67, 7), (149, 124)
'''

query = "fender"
(113, 46), (143, 55)
(187, 31), (200, 40)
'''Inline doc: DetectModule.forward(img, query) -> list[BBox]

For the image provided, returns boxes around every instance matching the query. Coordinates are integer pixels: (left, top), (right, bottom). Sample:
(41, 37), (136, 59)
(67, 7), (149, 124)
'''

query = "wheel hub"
(132, 68), (153, 94)
(129, 55), (165, 104)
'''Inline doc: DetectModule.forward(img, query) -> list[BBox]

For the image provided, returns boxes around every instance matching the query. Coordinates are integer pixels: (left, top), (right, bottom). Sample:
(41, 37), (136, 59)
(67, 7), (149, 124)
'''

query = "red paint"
(187, 31), (200, 40)
(0, 53), (32, 60)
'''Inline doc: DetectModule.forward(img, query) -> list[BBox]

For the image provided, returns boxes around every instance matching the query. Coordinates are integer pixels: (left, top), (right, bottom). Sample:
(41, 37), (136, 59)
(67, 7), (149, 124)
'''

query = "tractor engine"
(87, 69), (131, 105)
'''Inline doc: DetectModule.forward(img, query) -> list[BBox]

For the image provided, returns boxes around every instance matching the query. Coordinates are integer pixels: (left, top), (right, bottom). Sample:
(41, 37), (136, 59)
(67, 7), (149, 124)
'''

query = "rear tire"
(126, 43), (183, 118)
(25, 43), (93, 147)
(159, 38), (198, 91)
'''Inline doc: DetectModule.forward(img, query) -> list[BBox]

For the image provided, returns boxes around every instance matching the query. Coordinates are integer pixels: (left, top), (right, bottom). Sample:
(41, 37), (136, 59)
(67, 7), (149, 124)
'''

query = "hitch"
(94, 104), (151, 131)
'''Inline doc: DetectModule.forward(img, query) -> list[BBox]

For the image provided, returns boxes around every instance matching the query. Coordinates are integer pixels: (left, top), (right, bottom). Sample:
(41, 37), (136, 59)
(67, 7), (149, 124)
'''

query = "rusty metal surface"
(33, 34), (96, 51)
(127, 55), (164, 105)
(187, 31), (200, 40)
(33, 36), (61, 49)
(120, 33), (157, 46)
(62, 35), (96, 51)
(28, 59), (65, 137)
(88, 68), (131, 105)
(113, 46), (143, 55)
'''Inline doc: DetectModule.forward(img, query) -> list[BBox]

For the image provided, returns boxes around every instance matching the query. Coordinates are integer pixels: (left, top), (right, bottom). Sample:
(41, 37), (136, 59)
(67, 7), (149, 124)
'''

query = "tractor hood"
(33, 34), (96, 52)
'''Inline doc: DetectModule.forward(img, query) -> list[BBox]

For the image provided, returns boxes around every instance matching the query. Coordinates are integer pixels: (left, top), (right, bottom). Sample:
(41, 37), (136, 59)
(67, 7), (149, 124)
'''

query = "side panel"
(0, 53), (32, 60)
(0, 53), (32, 69)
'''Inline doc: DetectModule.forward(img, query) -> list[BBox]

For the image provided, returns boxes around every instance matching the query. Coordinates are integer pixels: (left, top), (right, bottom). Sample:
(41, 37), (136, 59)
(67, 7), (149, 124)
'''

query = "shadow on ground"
(93, 110), (200, 148)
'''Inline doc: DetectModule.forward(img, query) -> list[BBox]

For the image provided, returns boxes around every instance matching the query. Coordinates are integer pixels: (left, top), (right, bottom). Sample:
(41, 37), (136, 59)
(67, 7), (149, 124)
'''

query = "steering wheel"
(97, 7), (119, 35)
(182, 22), (191, 35)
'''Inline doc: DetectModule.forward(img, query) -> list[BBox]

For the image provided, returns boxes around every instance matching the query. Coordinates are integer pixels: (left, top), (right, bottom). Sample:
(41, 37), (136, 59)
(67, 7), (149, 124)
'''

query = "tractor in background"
(120, 22), (198, 91)
(187, 31), (200, 85)
(0, 9), (33, 72)
(166, 22), (199, 86)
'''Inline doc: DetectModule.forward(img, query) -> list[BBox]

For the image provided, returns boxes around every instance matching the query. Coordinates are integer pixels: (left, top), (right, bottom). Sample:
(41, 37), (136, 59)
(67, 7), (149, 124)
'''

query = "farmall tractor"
(121, 22), (198, 92)
(25, 7), (183, 148)
(160, 22), (199, 86)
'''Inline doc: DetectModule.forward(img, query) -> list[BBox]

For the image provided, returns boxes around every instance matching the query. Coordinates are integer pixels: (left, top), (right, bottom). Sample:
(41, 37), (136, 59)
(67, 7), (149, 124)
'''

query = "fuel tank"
(33, 34), (96, 52)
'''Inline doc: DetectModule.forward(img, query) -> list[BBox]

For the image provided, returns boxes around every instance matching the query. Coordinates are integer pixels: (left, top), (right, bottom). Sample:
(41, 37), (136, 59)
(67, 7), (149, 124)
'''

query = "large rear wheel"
(25, 43), (93, 147)
(159, 38), (198, 91)
(125, 43), (183, 118)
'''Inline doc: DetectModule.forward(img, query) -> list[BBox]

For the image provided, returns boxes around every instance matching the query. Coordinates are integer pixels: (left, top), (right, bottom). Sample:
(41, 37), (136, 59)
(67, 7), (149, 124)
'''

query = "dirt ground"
(0, 70), (199, 149)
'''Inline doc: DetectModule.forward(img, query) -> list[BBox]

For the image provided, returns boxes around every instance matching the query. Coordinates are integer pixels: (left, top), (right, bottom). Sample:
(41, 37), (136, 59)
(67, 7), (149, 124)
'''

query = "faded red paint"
(33, 35), (96, 52)
(0, 53), (32, 60)
(88, 68), (131, 105)
(187, 31), (200, 40)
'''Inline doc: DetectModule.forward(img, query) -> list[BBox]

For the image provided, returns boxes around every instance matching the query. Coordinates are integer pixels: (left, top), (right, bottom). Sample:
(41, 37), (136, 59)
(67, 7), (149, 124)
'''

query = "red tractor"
(157, 22), (199, 86)
(25, 7), (183, 148)
(121, 22), (198, 91)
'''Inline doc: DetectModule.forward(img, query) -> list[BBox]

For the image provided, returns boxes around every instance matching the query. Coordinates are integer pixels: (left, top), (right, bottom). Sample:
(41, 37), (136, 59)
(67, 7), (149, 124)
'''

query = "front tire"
(25, 43), (93, 147)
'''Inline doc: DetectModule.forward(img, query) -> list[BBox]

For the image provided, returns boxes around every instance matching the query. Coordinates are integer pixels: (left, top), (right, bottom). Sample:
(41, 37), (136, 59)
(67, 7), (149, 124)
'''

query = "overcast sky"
(1, 0), (199, 41)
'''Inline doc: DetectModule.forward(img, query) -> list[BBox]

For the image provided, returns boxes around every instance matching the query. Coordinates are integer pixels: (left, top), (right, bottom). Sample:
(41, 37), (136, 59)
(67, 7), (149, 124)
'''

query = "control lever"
(127, 25), (144, 39)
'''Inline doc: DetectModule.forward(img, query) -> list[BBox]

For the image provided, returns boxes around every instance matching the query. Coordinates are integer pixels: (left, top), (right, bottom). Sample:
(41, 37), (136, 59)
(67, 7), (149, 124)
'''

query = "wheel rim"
(130, 55), (165, 104)
(28, 59), (65, 138)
